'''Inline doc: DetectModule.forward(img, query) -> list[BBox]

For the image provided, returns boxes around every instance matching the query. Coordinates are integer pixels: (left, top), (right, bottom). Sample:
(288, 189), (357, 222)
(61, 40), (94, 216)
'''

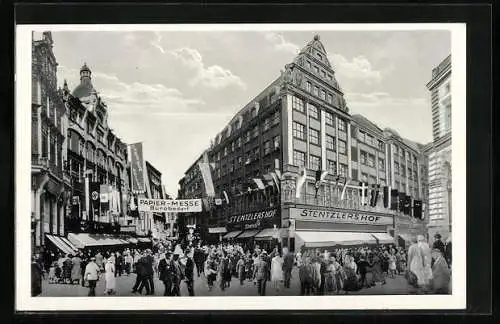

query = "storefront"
(282, 205), (395, 252)
(394, 213), (426, 248)
(225, 207), (281, 250)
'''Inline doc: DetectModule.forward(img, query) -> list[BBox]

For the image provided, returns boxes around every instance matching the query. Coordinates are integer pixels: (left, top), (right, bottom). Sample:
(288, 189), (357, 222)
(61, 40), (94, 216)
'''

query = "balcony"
(32, 153), (63, 179)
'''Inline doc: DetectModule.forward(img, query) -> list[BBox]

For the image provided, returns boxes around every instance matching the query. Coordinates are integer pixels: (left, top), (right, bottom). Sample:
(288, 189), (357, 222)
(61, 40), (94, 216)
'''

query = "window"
(317, 53), (323, 60)
(292, 96), (305, 113)
(401, 167), (406, 177)
(97, 131), (104, 143)
(264, 141), (271, 155)
(224, 146), (228, 157)
(253, 147), (260, 160)
(321, 70), (326, 78)
(306, 61), (311, 69)
(408, 167), (413, 180)
(413, 170), (418, 181)
(236, 137), (242, 148)
(327, 93), (333, 104)
(366, 134), (374, 146)
(293, 150), (306, 167)
(314, 66), (319, 74)
(292, 122), (306, 140)
(245, 131), (251, 143)
(273, 135), (280, 150)
(369, 175), (377, 184)
(320, 90), (326, 100)
(360, 151), (368, 165)
(368, 154), (375, 168)
(338, 119), (346, 132)
(378, 158), (385, 171)
(313, 86), (319, 96)
(308, 104), (319, 119)
(394, 162), (400, 175)
(326, 135), (336, 151)
(325, 112), (334, 126)
(306, 81), (312, 92)
(328, 74), (333, 81)
(378, 140), (385, 151)
(252, 125), (259, 138)
(361, 172), (368, 182)
(358, 130), (365, 142)
(339, 164), (348, 177)
(262, 118), (270, 132)
(231, 141), (235, 152)
(338, 140), (347, 154)
(327, 160), (336, 174)
(380, 178), (386, 186)
(309, 155), (321, 170)
(309, 128), (320, 145)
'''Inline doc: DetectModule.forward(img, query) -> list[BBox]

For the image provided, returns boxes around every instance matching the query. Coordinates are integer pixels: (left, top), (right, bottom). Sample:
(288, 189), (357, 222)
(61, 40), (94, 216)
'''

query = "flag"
(295, 167), (307, 198)
(253, 178), (266, 190)
(340, 178), (349, 200)
(270, 172), (280, 192)
(359, 182), (368, 206)
(390, 189), (399, 210)
(413, 200), (423, 219)
(383, 186), (391, 208)
(370, 184), (380, 207)
(398, 192), (406, 212)
(262, 174), (274, 187)
(314, 170), (329, 198)
(198, 162), (215, 196)
(129, 142), (145, 193)
(223, 190), (230, 204)
(100, 184), (110, 210)
(404, 195), (412, 215)
(89, 181), (100, 221)
(129, 194), (139, 218)
(84, 174), (90, 221)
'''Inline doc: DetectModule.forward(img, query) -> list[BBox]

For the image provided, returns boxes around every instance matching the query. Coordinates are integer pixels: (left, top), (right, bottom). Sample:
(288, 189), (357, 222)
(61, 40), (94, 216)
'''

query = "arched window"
(86, 142), (96, 163)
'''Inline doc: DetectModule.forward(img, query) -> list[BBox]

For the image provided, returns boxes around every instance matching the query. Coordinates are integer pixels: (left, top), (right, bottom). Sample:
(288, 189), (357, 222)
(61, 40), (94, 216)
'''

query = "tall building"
(180, 35), (427, 251)
(31, 32), (72, 253)
(62, 63), (131, 236)
(426, 55), (452, 241)
(144, 161), (168, 241)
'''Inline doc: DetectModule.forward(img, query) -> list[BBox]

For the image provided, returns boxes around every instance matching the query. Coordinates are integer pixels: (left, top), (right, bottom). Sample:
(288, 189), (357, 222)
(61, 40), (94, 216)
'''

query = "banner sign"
(198, 162), (215, 196)
(290, 207), (393, 226)
(138, 198), (202, 213)
(89, 182), (100, 221)
(227, 208), (280, 231)
(130, 142), (145, 192)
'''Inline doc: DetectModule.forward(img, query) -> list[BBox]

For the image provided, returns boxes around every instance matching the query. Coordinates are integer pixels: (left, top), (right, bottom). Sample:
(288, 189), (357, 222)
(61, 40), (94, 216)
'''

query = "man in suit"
(431, 248), (451, 294)
(171, 253), (183, 296)
(143, 249), (155, 295)
(184, 248), (195, 296)
(253, 251), (269, 296)
(158, 252), (173, 296)
(432, 234), (445, 254)
(282, 251), (295, 289)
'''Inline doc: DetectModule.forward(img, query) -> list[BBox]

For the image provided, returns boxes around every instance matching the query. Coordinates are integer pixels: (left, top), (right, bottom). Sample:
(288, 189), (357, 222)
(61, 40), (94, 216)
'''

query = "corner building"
(185, 35), (426, 252)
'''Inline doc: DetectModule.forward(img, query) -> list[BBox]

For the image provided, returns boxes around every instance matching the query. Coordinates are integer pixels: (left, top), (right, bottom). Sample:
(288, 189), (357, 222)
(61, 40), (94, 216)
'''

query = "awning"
(295, 231), (378, 248)
(398, 234), (414, 242)
(222, 231), (242, 239)
(237, 229), (261, 239)
(371, 232), (394, 244)
(127, 238), (139, 244)
(138, 238), (151, 243)
(67, 233), (129, 249)
(46, 234), (75, 255)
(254, 228), (282, 240)
(208, 227), (227, 234)
(59, 236), (79, 252)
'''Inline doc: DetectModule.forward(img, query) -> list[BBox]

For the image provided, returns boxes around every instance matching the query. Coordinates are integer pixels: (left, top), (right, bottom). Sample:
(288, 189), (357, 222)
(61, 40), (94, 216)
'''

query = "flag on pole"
(253, 178), (266, 190)
(223, 190), (230, 204)
(314, 170), (329, 198)
(340, 178), (349, 200)
(295, 168), (307, 198)
(270, 172), (280, 192)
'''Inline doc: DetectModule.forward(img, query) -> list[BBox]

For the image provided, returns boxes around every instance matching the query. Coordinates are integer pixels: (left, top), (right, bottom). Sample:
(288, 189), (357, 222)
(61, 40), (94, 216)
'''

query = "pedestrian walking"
(84, 257), (100, 296)
(236, 255), (246, 286)
(184, 249), (195, 296)
(171, 253), (183, 296)
(95, 251), (104, 272)
(408, 235), (433, 293)
(219, 253), (232, 291)
(104, 258), (116, 295)
(253, 251), (269, 296)
(388, 250), (397, 278)
(144, 249), (155, 295)
(282, 250), (294, 289)
(158, 252), (173, 296)
(430, 248), (450, 294)
(299, 256), (314, 296)
(270, 251), (284, 292)
(31, 256), (43, 296)
(62, 254), (73, 284)
(204, 254), (218, 291)
(71, 253), (82, 285)
(369, 252), (386, 286)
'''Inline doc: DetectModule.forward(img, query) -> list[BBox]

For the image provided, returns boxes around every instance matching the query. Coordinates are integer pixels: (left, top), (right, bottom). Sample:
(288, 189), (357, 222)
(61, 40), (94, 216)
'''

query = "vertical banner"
(84, 175), (90, 221)
(89, 182), (100, 221)
(130, 142), (146, 193)
(198, 162), (215, 196)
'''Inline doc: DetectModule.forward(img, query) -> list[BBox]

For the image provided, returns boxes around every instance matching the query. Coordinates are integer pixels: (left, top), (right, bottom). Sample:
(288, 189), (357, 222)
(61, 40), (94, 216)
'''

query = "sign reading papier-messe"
(138, 198), (202, 213)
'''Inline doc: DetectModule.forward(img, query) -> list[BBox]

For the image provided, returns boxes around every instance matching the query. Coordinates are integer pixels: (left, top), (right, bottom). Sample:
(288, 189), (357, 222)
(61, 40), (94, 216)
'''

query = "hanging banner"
(138, 198), (202, 213)
(89, 181), (100, 221)
(198, 162), (215, 196)
(130, 142), (145, 193)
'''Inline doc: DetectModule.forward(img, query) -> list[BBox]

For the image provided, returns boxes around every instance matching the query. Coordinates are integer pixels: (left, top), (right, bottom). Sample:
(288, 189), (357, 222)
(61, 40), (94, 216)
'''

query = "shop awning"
(127, 238), (139, 244)
(254, 228), (282, 240)
(222, 231), (242, 239)
(46, 234), (75, 255)
(371, 232), (394, 244)
(237, 229), (261, 239)
(295, 231), (378, 248)
(208, 227), (227, 234)
(138, 238), (151, 243)
(67, 233), (129, 249)
(398, 234), (414, 243)
(60, 236), (79, 253)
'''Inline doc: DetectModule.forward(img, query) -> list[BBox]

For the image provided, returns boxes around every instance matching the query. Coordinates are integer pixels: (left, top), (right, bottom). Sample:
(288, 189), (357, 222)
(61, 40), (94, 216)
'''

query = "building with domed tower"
(179, 35), (428, 252)
(61, 63), (132, 240)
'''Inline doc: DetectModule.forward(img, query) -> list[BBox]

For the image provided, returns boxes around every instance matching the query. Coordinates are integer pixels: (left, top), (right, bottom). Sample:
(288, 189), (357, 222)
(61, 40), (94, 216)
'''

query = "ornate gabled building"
(181, 35), (428, 251)
(62, 63), (130, 235)
(31, 31), (72, 253)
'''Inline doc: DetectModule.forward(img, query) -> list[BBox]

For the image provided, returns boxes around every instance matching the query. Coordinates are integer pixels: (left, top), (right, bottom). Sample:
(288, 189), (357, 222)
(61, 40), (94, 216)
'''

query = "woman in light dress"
(270, 252), (284, 291)
(104, 258), (116, 295)
(388, 251), (397, 278)
(408, 235), (433, 292)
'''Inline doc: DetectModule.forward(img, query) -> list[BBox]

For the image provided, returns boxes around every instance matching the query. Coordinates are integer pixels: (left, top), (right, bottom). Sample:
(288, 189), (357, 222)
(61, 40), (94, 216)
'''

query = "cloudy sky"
(49, 29), (450, 196)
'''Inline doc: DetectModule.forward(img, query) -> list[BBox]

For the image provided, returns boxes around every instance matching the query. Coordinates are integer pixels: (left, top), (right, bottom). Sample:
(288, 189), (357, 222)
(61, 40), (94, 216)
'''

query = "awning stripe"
(295, 231), (378, 248)
(46, 235), (73, 255)
(222, 231), (242, 239)
(371, 232), (394, 244)
(237, 229), (261, 239)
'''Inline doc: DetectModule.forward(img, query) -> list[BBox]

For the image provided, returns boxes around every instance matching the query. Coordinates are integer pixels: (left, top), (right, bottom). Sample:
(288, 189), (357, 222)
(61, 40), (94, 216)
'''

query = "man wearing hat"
(158, 251), (173, 296)
(432, 233), (445, 255)
(431, 248), (451, 294)
(84, 257), (100, 296)
(144, 249), (155, 295)
(252, 251), (269, 296)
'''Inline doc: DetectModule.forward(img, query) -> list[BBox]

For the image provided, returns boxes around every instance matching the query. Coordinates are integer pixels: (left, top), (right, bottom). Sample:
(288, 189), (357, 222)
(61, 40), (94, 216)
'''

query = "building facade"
(426, 55), (452, 241)
(144, 161), (168, 240)
(31, 32), (72, 252)
(62, 63), (130, 235)
(180, 35), (427, 251)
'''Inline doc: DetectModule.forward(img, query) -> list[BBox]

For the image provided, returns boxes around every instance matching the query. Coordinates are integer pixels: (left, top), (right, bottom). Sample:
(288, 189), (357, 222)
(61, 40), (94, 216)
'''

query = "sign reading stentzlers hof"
(290, 208), (393, 226)
(138, 198), (202, 213)
(227, 208), (280, 231)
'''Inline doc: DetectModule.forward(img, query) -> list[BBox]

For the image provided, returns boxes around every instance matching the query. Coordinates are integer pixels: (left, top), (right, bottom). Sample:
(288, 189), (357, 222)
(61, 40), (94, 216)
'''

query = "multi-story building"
(31, 31), (72, 253)
(62, 63), (130, 238)
(180, 35), (427, 252)
(144, 161), (168, 241)
(426, 55), (452, 242)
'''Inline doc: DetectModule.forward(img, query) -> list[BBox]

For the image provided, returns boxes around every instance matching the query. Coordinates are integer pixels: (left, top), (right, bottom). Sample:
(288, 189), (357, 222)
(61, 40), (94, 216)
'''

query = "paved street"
(40, 267), (413, 297)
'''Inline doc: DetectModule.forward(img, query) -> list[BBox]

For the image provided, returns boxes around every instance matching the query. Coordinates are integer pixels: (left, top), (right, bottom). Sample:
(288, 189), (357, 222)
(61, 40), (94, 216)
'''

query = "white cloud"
(150, 31), (165, 54)
(169, 47), (246, 90)
(57, 65), (205, 117)
(329, 53), (382, 84)
(264, 32), (300, 55)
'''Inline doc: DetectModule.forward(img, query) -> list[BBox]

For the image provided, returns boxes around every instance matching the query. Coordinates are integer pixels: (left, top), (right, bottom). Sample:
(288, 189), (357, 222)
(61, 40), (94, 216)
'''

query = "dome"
(71, 82), (94, 98)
